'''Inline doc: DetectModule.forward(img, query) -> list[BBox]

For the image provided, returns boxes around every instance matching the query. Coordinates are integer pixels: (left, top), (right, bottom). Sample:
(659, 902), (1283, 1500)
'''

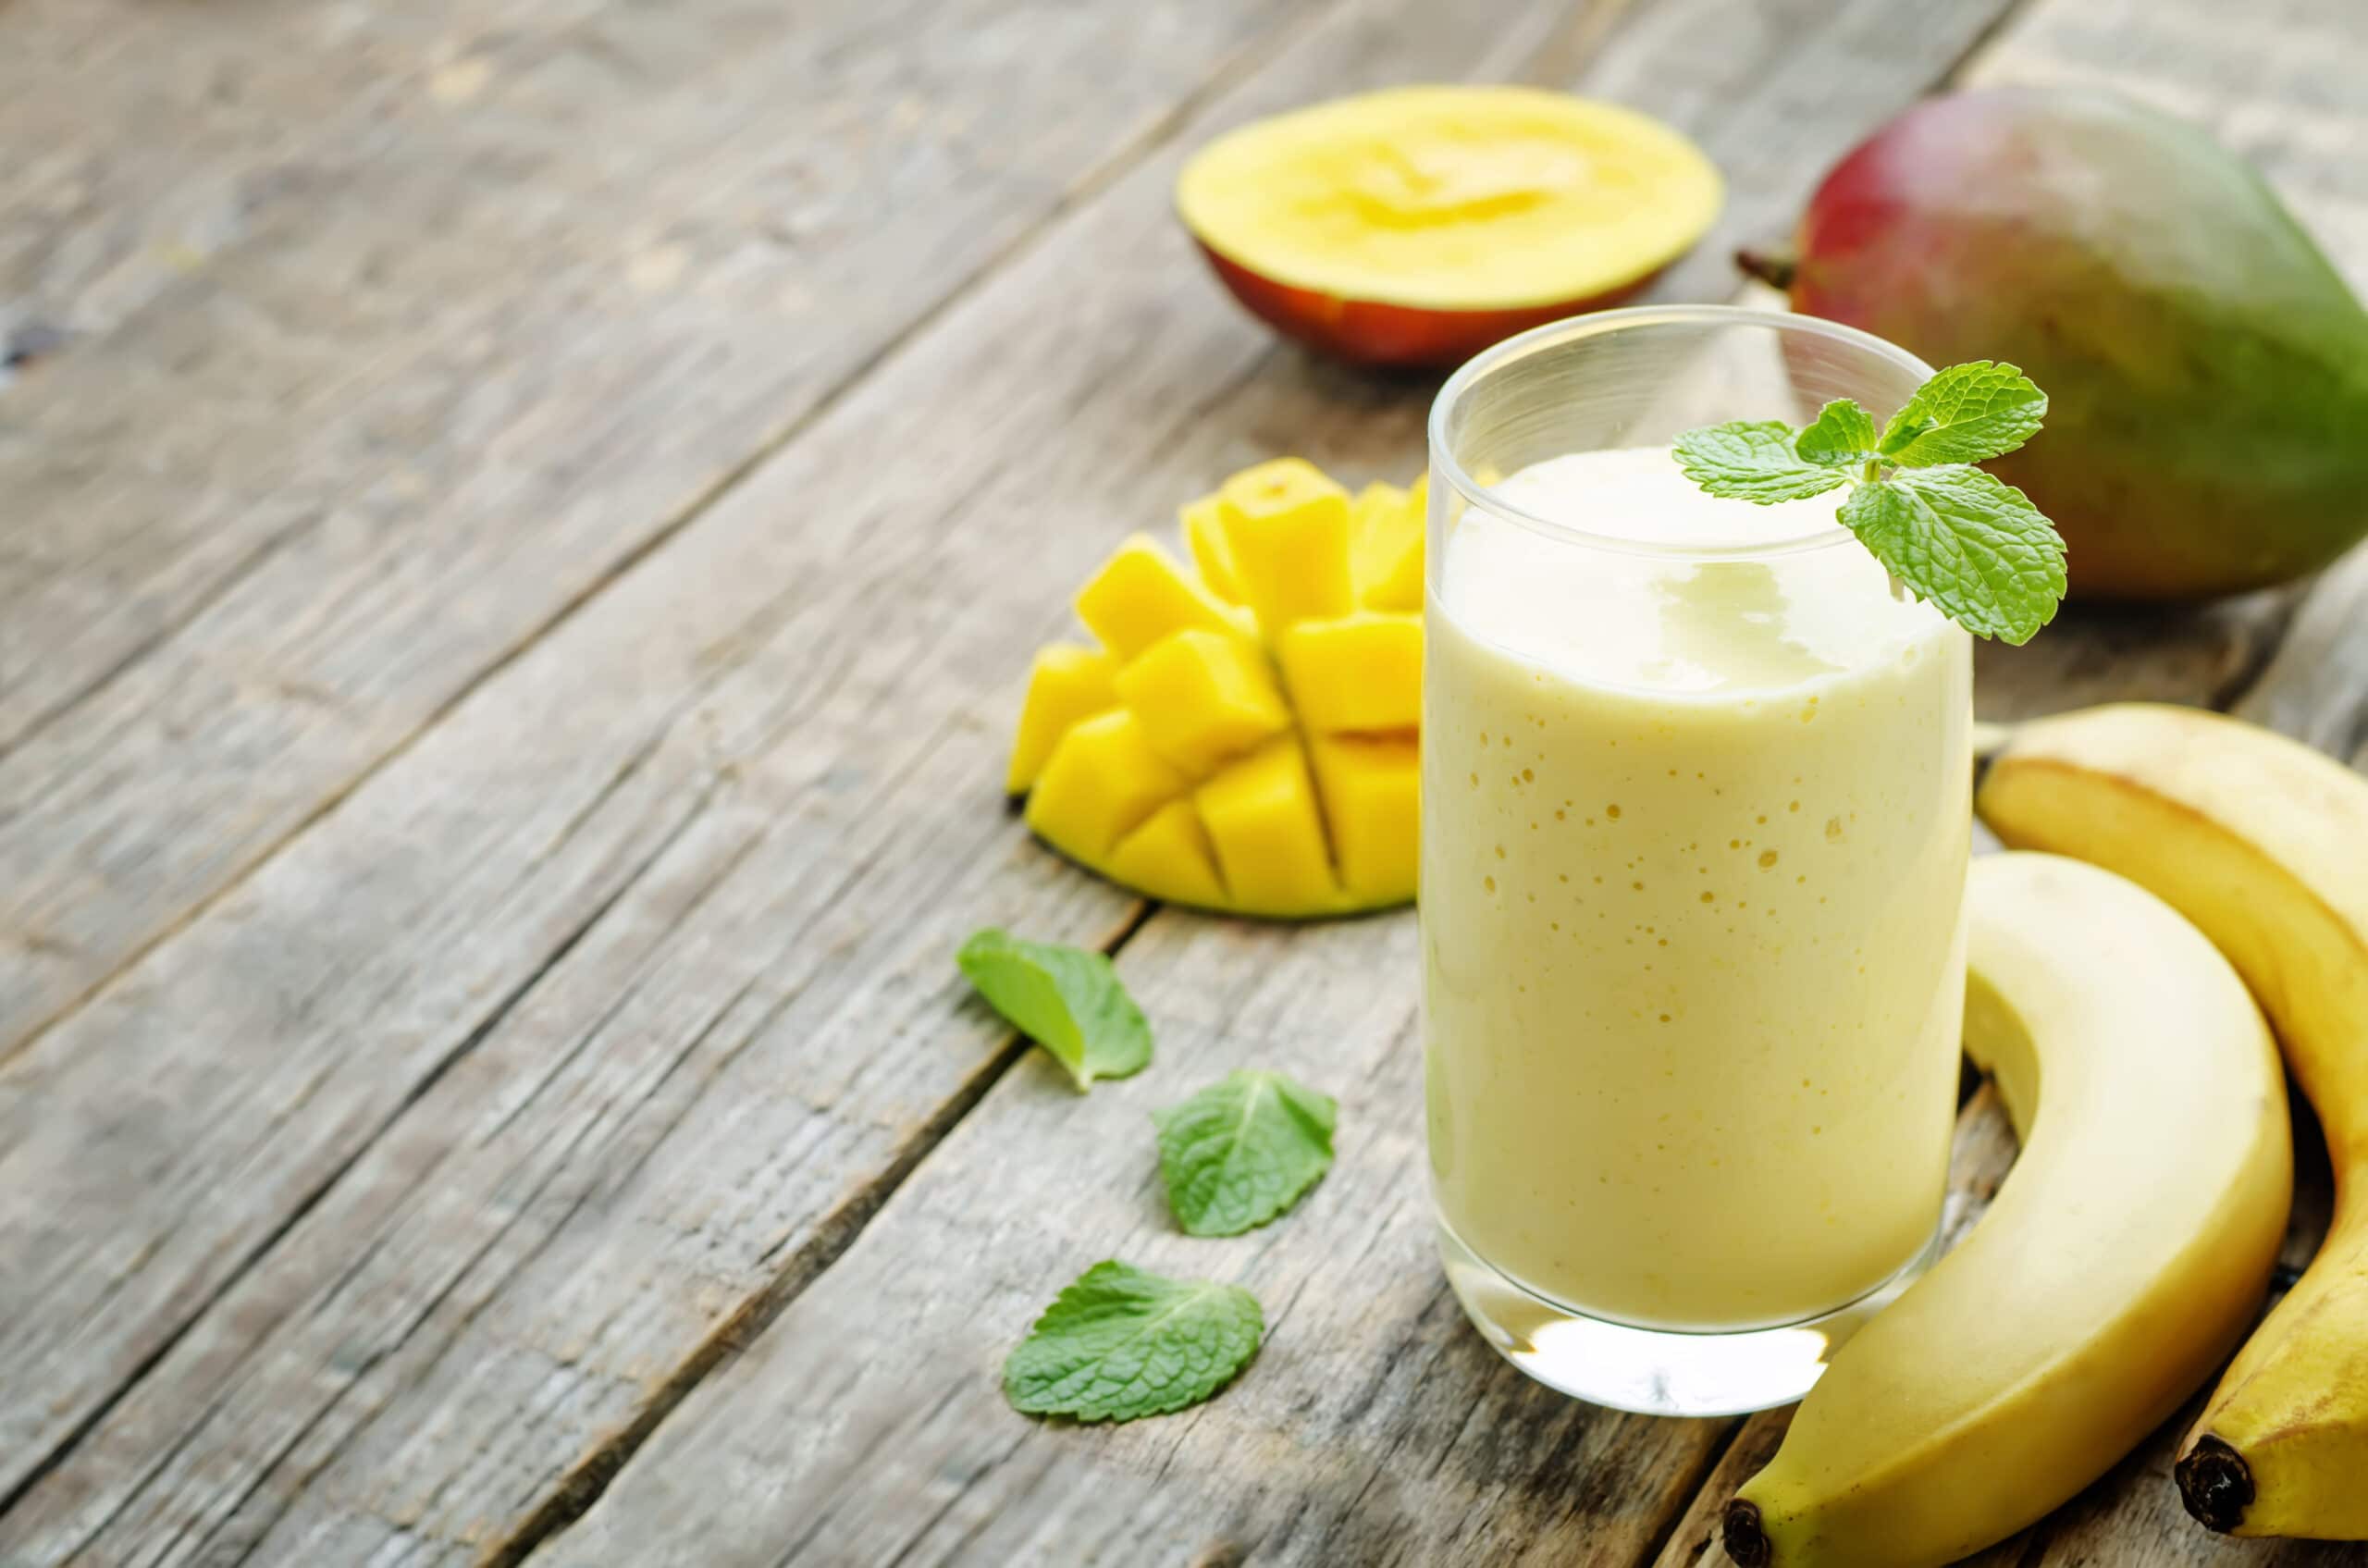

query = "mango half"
(1178, 86), (1722, 367)
(1009, 460), (1424, 918)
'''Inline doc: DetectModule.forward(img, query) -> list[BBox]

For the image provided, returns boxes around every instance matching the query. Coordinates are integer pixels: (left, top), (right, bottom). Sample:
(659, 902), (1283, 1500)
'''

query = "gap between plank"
(0, 0), (1345, 1539)
(0, 794), (715, 1529)
(0, 0), (1341, 1082)
(477, 899), (1159, 1568)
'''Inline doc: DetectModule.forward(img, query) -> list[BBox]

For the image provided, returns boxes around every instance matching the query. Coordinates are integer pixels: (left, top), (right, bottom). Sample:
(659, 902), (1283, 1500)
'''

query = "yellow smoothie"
(1424, 446), (1970, 1331)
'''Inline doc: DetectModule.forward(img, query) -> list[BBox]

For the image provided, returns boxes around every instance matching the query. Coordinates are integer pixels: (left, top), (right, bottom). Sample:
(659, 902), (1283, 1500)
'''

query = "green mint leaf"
(1837, 467), (2067, 644)
(1876, 360), (2047, 466)
(1794, 399), (1879, 467)
(956, 928), (1151, 1090)
(1152, 1069), (1338, 1237)
(1672, 421), (1850, 504)
(1004, 1260), (1263, 1423)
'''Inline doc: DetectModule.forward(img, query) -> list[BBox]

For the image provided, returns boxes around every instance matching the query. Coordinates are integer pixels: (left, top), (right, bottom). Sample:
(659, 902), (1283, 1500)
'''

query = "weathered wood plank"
(0, 0), (1569, 1561)
(512, 3), (2153, 1562)
(551, 910), (1739, 1568)
(0, 0), (1319, 1529)
(0, 0), (1311, 1067)
(0, 0), (2042, 1560)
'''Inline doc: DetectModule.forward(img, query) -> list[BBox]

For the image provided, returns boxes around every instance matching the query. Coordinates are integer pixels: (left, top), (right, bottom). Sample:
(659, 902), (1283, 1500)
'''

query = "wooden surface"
(4, 0), (2368, 1564)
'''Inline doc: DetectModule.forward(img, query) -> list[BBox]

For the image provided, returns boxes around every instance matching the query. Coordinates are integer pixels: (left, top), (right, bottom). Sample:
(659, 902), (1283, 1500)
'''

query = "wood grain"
(549, 909), (1740, 1568)
(0, 0), (1315, 1535)
(523, 3), (2161, 1562)
(0, 0), (1558, 1562)
(7, 0), (2366, 1563)
(0, 0), (1312, 1065)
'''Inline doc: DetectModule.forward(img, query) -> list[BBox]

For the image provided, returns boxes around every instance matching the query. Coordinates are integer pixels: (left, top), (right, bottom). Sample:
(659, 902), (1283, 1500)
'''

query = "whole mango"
(1746, 87), (2368, 600)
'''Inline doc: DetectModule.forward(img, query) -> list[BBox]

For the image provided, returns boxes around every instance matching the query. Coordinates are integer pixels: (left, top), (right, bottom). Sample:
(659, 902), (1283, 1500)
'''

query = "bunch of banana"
(1720, 852), (2293, 1568)
(1980, 703), (2368, 1541)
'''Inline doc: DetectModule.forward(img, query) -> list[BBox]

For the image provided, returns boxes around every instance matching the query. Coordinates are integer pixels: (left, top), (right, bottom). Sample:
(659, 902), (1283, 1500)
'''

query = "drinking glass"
(1423, 305), (1971, 1415)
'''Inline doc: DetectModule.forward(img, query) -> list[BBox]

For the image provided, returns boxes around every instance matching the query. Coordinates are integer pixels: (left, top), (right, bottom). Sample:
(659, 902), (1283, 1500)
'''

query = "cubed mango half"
(1005, 459), (1426, 917)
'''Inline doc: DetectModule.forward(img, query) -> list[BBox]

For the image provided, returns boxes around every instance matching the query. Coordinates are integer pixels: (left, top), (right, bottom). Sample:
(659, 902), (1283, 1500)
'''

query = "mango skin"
(1778, 87), (2368, 601)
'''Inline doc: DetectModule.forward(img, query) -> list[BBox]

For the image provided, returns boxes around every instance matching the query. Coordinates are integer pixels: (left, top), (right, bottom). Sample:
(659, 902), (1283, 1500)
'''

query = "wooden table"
(6, 0), (2368, 1562)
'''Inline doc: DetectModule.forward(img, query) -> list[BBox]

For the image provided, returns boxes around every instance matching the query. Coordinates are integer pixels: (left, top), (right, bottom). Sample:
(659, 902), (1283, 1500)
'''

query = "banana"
(1722, 852), (2291, 1568)
(1978, 701), (2368, 1540)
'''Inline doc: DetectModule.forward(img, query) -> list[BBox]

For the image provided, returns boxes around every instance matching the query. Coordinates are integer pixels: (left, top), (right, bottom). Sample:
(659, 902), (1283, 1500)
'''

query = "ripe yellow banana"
(1723, 852), (2291, 1568)
(1979, 701), (2368, 1540)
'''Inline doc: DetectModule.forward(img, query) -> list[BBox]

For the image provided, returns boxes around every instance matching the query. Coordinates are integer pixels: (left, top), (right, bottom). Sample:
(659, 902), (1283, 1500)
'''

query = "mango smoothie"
(1424, 444), (1971, 1331)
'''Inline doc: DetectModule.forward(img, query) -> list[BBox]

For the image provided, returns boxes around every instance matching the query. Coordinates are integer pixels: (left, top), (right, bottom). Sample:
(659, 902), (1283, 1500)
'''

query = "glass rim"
(1424, 303), (1936, 562)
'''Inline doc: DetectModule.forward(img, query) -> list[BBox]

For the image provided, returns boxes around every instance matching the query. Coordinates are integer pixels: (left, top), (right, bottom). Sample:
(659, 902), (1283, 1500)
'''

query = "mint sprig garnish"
(1674, 360), (2066, 645)
(1153, 1069), (1337, 1237)
(956, 928), (1152, 1090)
(1004, 1260), (1264, 1422)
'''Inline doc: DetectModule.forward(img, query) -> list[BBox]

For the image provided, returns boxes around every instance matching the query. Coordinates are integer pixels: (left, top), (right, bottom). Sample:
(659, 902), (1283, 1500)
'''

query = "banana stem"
(2176, 1435), (2253, 1533)
(1722, 1500), (1772, 1566)
(1734, 244), (1799, 291)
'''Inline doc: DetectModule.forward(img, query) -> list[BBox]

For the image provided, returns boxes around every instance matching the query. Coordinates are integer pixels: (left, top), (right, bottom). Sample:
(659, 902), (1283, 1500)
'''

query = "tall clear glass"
(1422, 306), (1971, 1415)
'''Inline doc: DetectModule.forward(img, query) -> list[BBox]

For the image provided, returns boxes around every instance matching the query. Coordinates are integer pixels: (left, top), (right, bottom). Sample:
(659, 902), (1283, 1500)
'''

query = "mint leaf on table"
(1839, 467), (2067, 643)
(1675, 361), (2066, 644)
(956, 928), (1150, 1090)
(1794, 399), (1880, 468)
(1004, 1260), (1264, 1423)
(1671, 421), (1848, 503)
(1153, 1069), (1338, 1237)
(1876, 360), (2047, 466)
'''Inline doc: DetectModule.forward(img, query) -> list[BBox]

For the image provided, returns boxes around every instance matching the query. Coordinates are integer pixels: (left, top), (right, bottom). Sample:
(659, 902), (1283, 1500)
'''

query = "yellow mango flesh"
(1357, 474), (1426, 611)
(1007, 460), (1426, 917)
(1114, 629), (1290, 775)
(1219, 458), (1354, 637)
(1198, 735), (1340, 916)
(1311, 734), (1420, 904)
(1075, 535), (1241, 661)
(1277, 611), (1423, 733)
(1026, 710), (1187, 861)
(1180, 496), (1243, 604)
(1005, 643), (1119, 794)
(1106, 799), (1227, 908)
(1175, 85), (1723, 314)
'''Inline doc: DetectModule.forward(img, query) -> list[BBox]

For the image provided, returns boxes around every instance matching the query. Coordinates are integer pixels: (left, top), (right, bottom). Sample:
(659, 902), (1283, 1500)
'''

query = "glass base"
(1437, 1217), (1941, 1417)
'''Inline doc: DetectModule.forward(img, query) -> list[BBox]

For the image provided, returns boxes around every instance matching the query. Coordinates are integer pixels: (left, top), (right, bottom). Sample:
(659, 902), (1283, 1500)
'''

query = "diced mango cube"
(1106, 799), (1228, 907)
(1075, 535), (1242, 661)
(1354, 476), (1425, 611)
(1180, 495), (1243, 604)
(1113, 629), (1289, 777)
(1026, 710), (1187, 860)
(1005, 643), (1119, 794)
(1276, 611), (1423, 733)
(1310, 735), (1420, 905)
(1218, 458), (1352, 636)
(1196, 735), (1339, 915)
